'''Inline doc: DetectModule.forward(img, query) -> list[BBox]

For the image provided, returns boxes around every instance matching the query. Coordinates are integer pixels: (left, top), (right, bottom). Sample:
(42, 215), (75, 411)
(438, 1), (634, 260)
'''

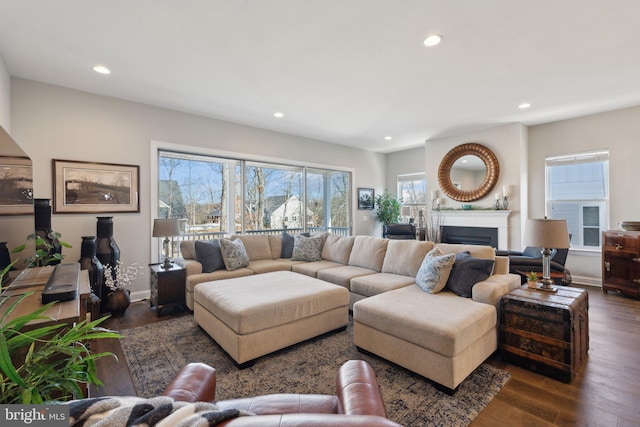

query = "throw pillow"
(291, 234), (323, 261)
(281, 231), (310, 258)
(415, 247), (456, 294)
(446, 251), (495, 297)
(194, 240), (225, 273)
(219, 238), (250, 271)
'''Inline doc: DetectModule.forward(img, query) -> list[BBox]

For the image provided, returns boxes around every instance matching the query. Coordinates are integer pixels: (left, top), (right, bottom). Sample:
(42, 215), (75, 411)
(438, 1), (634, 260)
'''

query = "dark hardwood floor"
(91, 285), (640, 426)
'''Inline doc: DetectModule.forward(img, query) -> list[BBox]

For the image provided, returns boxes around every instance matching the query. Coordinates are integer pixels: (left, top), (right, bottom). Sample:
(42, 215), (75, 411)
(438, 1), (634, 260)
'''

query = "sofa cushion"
(446, 252), (495, 298)
(350, 273), (416, 298)
(185, 268), (254, 293)
(194, 240), (225, 273)
(381, 240), (434, 277)
(233, 235), (273, 261)
(247, 259), (292, 274)
(434, 243), (495, 261)
(322, 234), (355, 264)
(180, 240), (197, 260)
(415, 247), (455, 294)
(353, 285), (496, 357)
(348, 236), (388, 271)
(220, 238), (250, 271)
(281, 232), (310, 258)
(292, 260), (344, 278)
(317, 265), (377, 289)
(292, 234), (324, 261)
(268, 235), (282, 260)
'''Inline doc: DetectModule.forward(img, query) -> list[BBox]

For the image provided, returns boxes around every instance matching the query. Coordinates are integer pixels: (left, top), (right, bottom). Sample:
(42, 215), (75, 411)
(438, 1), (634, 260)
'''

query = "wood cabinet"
(149, 263), (186, 316)
(602, 230), (640, 299)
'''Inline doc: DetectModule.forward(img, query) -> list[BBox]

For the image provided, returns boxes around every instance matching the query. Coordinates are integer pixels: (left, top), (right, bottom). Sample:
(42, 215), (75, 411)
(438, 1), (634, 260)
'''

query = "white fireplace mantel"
(430, 210), (511, 249)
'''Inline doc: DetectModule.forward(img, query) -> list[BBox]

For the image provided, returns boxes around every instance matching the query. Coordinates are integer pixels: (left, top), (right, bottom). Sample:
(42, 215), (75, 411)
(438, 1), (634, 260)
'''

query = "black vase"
(96, 217), (120, 313)
(79, 236), (104, 300)
(96, 217), (120, 268)
(34, 198), (61, 264)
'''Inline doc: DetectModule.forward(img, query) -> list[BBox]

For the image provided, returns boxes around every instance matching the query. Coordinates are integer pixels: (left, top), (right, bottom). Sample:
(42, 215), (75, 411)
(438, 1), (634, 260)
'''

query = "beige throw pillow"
(220, 238), (250, 271)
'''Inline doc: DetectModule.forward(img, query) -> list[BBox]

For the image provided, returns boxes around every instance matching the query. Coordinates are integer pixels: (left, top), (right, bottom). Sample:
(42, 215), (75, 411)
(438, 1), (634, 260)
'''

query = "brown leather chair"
(162, 360), (401, 426)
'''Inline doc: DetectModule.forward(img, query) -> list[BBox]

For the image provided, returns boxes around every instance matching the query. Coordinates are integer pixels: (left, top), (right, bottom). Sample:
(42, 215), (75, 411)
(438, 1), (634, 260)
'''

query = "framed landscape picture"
(358, 188), (374, 210)
(53, 159), (140, 213)
(0, 156), (34, 216)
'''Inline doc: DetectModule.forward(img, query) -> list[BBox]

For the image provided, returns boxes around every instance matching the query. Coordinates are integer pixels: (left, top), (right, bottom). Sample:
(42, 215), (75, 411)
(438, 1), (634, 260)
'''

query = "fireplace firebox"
(441, 226), (498, 248)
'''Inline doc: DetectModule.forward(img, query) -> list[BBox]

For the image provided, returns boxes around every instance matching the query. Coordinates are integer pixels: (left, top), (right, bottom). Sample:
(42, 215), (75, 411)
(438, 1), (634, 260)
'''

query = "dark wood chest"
(602, 230), (640, 299)
(499, 286), (589, 382)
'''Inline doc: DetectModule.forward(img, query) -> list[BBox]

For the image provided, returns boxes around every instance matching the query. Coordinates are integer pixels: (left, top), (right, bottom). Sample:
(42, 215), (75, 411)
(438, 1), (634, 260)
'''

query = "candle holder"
(502, 196), (509, 210)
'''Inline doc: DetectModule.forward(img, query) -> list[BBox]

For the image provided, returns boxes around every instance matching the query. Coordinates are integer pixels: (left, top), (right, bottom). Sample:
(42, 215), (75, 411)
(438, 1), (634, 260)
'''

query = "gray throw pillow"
(291, 234), (323, 261)
(194, 240), (225, 273)
(446, 251), (495, 297)
(281, 231), (310, 258)
(219, 238), (250, 271)
(415, 247), (456, 294)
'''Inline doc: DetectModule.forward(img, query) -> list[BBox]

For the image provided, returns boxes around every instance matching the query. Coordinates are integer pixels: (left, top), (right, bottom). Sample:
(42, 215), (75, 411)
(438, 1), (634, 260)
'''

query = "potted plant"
(12, 232), (72, 268)
(103, 261), (143, 315)
(374, 190), (402, 226)
(0, 262), (121, 404)
(527, 271), (539, 289)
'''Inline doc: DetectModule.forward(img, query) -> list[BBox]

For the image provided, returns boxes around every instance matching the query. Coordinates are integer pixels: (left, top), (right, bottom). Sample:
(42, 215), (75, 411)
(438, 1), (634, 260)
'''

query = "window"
(545, 151), (609, 249)
(158, 150), (351, 255)
(397, 173), (426, 223)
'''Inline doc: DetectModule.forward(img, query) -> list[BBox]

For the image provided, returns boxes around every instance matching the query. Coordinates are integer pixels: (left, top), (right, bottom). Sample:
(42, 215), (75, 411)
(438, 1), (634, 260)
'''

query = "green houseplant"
(0, 262), (121, 404)
(12, 232), (72, 268)
(374, 190), (402, 225)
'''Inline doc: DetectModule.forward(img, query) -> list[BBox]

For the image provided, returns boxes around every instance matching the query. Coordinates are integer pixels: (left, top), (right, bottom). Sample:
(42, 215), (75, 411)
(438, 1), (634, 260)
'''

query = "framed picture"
(53, 159), (140, 214)
(0, 156), (34, 216)
(358, 188), (375, 210)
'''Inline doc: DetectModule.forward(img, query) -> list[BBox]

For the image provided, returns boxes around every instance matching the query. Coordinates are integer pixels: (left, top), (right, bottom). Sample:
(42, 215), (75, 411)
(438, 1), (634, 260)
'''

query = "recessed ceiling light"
(518, 102), (532, 109)
(93, 65), (111, 74)
(273, 112), (284, 118)
(384, 136), (392, 141)
(423, 34), (443, 47)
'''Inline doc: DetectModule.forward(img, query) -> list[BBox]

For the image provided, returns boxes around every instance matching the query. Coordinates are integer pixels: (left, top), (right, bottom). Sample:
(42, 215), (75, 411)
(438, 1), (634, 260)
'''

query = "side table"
(499, 286), (589, 382)
(149, 263), (186, 316)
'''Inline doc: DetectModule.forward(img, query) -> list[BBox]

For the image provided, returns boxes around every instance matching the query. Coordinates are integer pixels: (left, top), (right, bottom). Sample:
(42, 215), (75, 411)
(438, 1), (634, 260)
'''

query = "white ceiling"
(2, 1), (640, 153)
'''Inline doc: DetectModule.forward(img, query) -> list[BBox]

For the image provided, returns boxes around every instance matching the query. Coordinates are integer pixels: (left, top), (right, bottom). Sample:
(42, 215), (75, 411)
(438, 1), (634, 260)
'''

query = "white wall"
(0, 55), (10, 131)
(425, 123), (526, 250)
(529, 105), (640, 286)
(385, 146), (425, 193)
(7, 79), (386, 297)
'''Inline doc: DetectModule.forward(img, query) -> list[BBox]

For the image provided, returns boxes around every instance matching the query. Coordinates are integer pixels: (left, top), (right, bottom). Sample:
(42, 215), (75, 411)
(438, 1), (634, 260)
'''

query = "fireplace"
(441, 226), (498, 248)
(431, 210), (511, 250)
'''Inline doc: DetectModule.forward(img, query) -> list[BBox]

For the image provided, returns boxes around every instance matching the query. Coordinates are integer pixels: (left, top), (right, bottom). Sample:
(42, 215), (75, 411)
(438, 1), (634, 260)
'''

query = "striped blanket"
(69, 396), (252, 426)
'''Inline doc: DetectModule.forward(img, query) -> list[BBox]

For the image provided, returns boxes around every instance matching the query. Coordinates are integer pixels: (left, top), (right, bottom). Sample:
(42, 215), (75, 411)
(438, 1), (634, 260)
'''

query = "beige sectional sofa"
(176, 232), (520, 391)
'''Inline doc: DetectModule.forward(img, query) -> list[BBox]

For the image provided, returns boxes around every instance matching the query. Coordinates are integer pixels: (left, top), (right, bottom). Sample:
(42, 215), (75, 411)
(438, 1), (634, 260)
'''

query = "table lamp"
(152, 218), (181, 269)
(523, 217), (570, 292)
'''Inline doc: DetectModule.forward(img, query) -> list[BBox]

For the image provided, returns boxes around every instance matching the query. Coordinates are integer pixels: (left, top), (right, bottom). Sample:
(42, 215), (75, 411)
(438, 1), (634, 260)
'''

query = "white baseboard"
(131, 289), (150, 302)
(571, 275), (601, 287)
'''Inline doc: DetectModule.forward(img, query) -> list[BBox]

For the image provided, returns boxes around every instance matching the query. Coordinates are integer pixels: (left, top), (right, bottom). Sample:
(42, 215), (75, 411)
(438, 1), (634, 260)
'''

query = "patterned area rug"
(120, 315), (510, 426)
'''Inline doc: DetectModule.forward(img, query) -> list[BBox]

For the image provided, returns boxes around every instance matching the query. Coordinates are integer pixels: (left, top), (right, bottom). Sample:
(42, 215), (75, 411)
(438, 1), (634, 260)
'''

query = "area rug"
(120, 315), (510, 426)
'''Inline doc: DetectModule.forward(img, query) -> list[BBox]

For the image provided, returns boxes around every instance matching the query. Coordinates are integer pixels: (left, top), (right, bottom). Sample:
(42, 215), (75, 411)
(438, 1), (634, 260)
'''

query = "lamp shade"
(401, 206), (411, 217)
(152, 218), (180, 237)
(524, 218), (570, 249)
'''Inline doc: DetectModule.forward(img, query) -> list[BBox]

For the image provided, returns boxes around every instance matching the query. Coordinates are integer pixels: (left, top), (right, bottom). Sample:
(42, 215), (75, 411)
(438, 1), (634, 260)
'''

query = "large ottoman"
(194, 271), (349, 367)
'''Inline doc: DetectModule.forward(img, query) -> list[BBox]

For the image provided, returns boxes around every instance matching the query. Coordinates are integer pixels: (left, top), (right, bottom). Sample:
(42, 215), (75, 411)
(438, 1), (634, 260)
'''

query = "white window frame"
(545, 150), (609, 251)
